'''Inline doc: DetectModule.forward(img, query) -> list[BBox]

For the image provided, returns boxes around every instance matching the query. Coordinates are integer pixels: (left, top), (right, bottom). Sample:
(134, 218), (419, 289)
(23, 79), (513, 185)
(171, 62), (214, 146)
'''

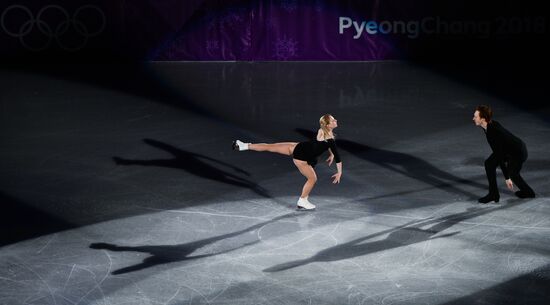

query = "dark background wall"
(1, 0), (548, 62)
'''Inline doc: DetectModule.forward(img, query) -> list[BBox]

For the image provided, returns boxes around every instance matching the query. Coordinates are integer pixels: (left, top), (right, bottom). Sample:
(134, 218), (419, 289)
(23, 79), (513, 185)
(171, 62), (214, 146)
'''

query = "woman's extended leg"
(293, 159), (317, 209)
(249, 142), (297, 156)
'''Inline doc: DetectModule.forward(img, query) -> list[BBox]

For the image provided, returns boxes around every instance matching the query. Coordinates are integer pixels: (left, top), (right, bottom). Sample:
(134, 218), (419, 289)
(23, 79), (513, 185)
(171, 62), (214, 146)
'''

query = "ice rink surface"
(1, 62), (548, 304)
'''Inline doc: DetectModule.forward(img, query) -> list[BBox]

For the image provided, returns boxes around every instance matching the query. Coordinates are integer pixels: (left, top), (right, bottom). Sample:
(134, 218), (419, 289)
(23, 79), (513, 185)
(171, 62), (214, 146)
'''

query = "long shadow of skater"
(264, 201), (520, 272)
(91, 213), (297, 274)
(296, 129), (485, 200)
(113, 138), (269, 197)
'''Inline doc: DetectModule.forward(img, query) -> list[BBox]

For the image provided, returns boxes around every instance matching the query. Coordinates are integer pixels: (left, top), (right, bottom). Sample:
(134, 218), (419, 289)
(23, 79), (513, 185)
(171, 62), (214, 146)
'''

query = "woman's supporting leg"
(293, 159), (317, 198)
(249, 142), (297, 156)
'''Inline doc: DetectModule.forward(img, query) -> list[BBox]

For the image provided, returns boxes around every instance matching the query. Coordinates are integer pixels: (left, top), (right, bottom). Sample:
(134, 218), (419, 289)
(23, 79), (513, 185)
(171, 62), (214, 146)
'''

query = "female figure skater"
(233, 114), (342, 210)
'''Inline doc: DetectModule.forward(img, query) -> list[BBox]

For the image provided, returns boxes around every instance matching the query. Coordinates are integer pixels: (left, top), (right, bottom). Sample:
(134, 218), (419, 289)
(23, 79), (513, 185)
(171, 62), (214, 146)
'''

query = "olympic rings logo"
(1, 4), (106, 51)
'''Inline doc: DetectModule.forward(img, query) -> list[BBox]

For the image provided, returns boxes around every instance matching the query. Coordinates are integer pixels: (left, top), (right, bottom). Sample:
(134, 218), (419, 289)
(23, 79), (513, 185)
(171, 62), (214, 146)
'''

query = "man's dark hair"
(476, 105), (493, 122)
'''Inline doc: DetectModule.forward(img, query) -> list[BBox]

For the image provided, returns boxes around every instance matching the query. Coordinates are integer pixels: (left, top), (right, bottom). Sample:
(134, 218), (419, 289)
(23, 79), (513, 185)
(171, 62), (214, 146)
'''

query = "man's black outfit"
(480, 121), (535, 203)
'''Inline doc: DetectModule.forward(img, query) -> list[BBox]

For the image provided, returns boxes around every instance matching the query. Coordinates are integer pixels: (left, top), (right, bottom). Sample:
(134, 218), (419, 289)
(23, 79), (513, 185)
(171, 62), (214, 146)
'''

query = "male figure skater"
(472, 105), (535, 203)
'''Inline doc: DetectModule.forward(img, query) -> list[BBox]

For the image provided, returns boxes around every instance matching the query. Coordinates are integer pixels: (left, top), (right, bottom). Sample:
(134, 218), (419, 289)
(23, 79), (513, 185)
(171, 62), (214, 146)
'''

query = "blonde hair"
(319, 114), (334, 140)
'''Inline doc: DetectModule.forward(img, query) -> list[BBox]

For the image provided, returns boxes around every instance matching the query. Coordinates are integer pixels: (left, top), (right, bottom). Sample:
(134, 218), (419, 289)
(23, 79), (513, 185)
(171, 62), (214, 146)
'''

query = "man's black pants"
(484, 148), (534, 196)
